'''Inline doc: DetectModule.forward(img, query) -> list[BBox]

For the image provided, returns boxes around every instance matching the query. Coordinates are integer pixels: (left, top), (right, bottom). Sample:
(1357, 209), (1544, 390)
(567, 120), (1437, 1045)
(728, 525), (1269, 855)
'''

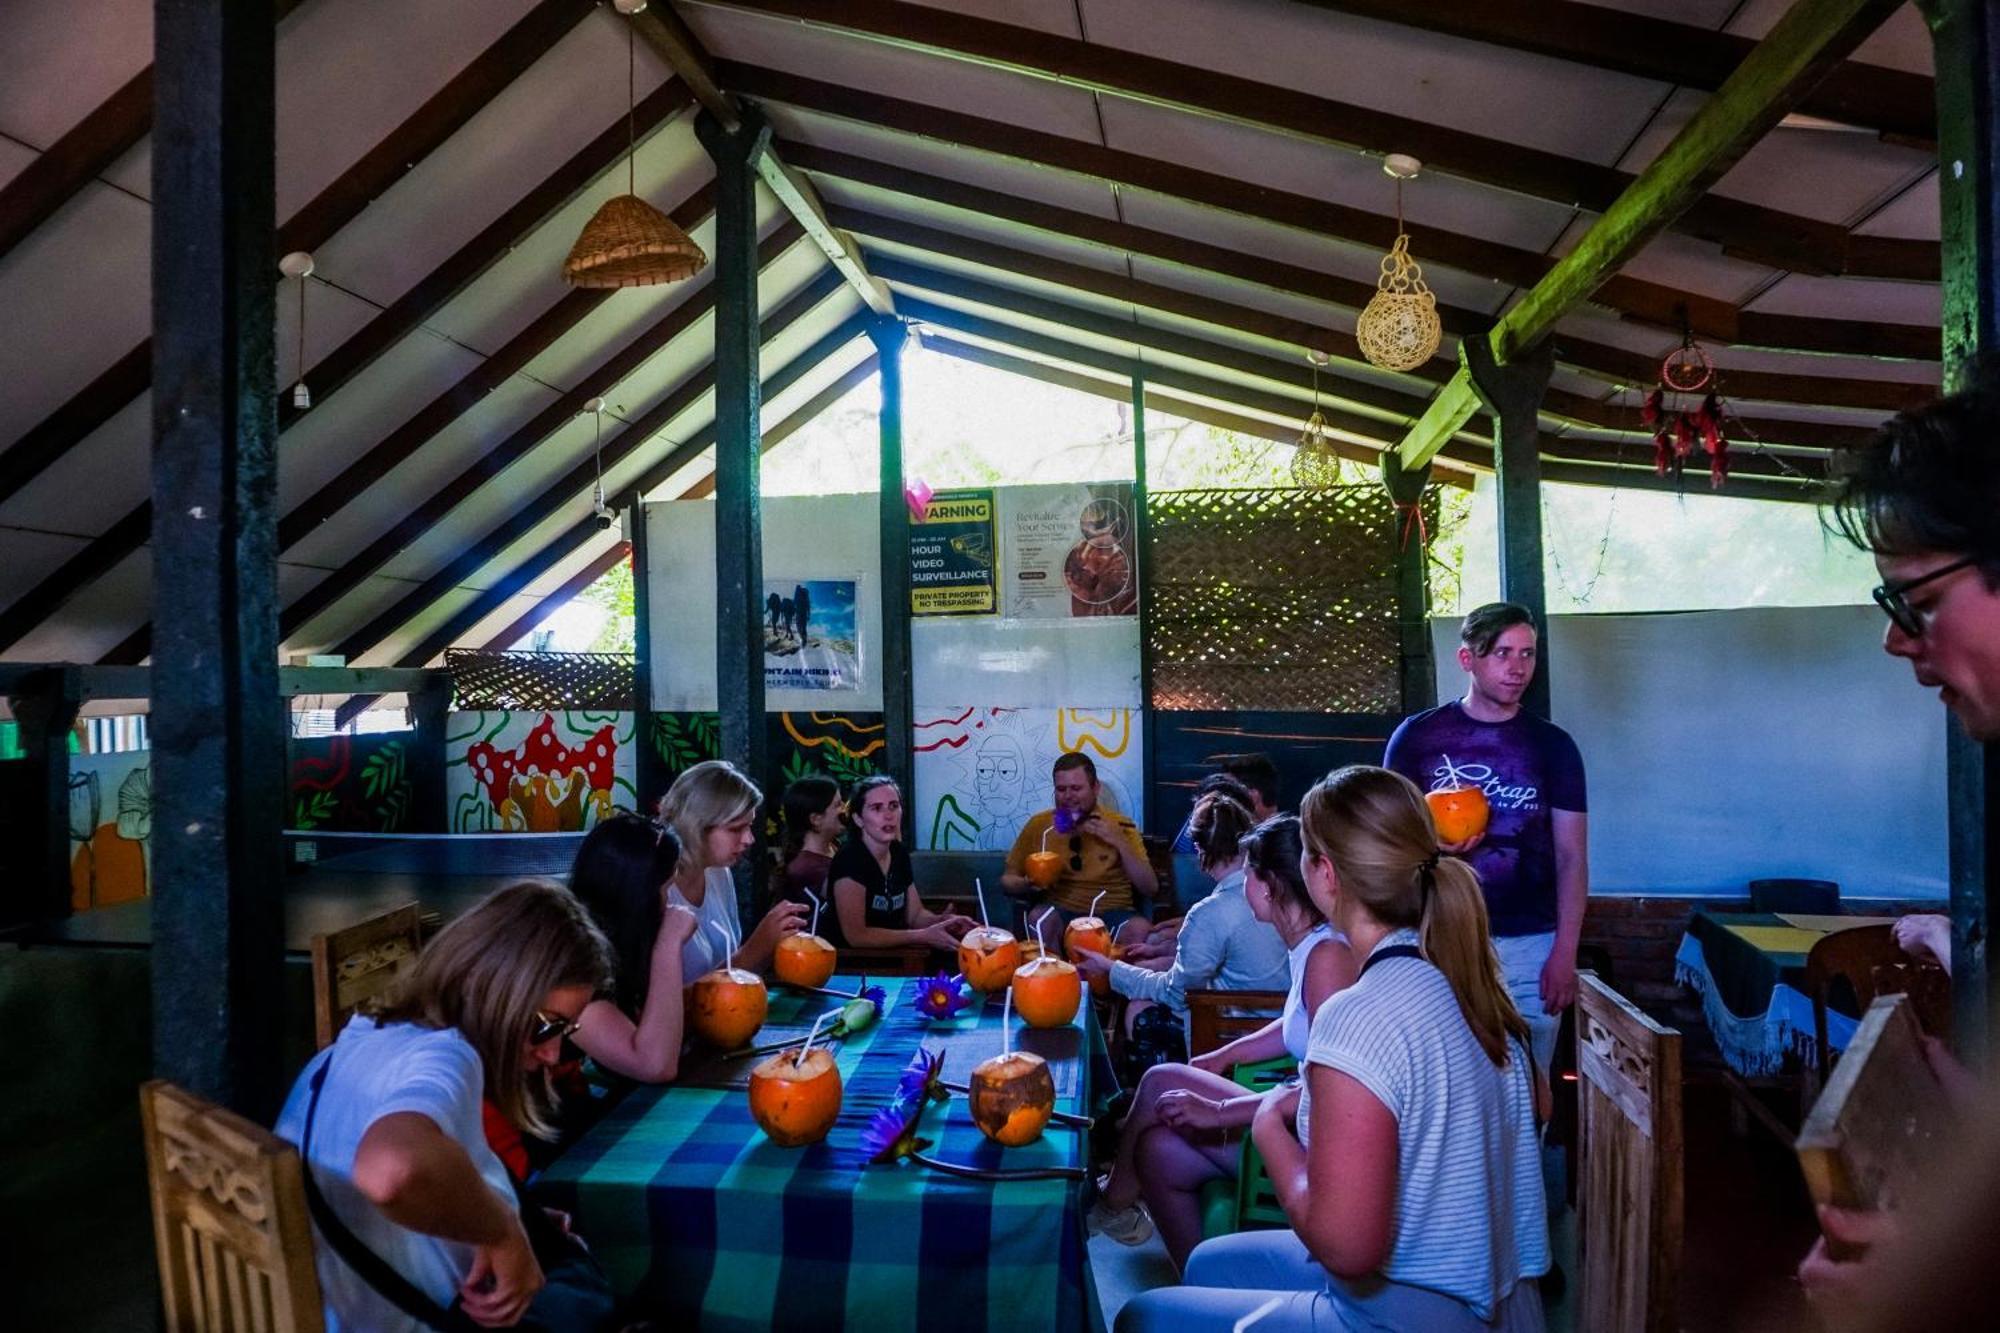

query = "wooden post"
(1921, 0), (2000, 1062)
(149, 0), (285, 1118)
(1381, 451), (1436, 715)
(1133, 372), (1159, 837)
(5, 667), (82, 923)
(869, 317), (915, 799)
(629, 498), (669, 808)
(1464, 335), (1556, 720)
(696, 106), (772, 916)
(406, 683), (451, 834)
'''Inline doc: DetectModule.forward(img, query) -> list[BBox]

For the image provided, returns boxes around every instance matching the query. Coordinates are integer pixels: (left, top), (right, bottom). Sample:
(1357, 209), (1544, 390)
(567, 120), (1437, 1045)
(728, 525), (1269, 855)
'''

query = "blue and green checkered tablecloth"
(537, 976), (1104, 1332)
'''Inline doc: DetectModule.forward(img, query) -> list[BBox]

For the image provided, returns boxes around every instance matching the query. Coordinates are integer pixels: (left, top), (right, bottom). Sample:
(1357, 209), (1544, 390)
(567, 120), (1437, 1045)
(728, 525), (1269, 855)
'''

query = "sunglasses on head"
(1873, 555), (1979, 639)
(530, 1009), (582, 1046)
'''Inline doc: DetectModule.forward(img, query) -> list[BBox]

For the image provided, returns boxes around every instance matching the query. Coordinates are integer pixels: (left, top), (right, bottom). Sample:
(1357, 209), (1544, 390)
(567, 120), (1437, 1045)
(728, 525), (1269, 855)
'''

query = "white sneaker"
(1088, 1197), (1155, 1246)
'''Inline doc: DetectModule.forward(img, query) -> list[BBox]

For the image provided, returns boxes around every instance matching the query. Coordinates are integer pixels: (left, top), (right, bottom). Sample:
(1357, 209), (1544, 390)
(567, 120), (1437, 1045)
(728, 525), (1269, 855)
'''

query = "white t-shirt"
(275, 1016), (517, 1333)
(1279, 923), (1339, 1063)
(1297, 928), (1549, 1320)
(670, 864), (745, 978)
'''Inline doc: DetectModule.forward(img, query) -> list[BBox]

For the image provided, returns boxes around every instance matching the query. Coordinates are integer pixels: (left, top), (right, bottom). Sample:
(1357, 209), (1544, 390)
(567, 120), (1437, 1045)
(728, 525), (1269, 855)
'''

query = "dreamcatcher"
(1641, 335), (1730, 489)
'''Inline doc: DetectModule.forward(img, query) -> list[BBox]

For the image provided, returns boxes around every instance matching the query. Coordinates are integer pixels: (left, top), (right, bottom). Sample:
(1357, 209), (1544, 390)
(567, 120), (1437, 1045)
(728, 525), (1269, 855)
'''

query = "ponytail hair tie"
(1418, 851), (1440, 900)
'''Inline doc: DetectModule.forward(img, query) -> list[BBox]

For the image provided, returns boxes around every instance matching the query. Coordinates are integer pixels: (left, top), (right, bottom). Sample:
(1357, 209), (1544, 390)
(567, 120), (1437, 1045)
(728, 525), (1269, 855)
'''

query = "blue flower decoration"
(913, 971), (973, 1021)
(895, 1047), (949, 1106)
(862, 1101), (931, 1165)
(859, 982), (888, 1016)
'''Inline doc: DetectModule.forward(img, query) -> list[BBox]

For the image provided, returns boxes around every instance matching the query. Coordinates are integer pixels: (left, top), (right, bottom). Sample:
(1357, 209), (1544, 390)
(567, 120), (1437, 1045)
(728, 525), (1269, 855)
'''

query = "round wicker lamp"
(1290, 352), (1344, 488)
(564, 194), (707, 288)
(1356, 234), (1441, 371)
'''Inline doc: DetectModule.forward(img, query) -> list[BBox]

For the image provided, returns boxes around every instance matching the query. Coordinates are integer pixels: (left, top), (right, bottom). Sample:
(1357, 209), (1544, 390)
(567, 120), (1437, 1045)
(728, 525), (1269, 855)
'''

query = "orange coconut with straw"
(1065, 890), (1115, 995)
(773, 889), (838, 988)
(958, 876), (1022, 990)
(1013, 913), (1082, 1027)
(688, 919), (767, 1048)
(970, 988), (1055, 1145)
(747, 1011), (843, 1146)
(1424, 755), (1490, 845)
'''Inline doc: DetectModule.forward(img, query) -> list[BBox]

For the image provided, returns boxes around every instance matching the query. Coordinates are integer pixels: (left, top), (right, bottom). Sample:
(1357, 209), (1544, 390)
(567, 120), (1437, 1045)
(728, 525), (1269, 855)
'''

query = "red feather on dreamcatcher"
(1648, 338), (1729, 489)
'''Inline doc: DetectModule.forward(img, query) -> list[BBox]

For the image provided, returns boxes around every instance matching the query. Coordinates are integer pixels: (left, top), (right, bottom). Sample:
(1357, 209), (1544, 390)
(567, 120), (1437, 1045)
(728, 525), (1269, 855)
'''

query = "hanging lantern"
(564, 5), (706, 288)
(279, 251), (315, 409)
(1291, 351), (1344, 489)
(1355, 155), (1441, 372)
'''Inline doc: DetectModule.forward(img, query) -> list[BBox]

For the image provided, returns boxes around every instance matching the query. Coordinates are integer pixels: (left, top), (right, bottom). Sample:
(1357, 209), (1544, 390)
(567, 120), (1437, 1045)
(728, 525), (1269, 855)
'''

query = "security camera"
(594, 500), (615, 531)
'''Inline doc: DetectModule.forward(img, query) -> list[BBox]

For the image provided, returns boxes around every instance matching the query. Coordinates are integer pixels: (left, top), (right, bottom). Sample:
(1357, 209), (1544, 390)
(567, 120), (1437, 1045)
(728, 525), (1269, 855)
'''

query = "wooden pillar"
(629, 498), (669, 808)
(696, 106), (771, 915)
(869, 317), (915, 798)
(6, 667), (82, 923)
(149, 0), (285, 1117)
(1133, 373), (1158, 837)
(1922, 0), (2000, 1059)
(406, 683), (451, 833)
(1464, 335), (1556, 721)
(1381, 451), (1436, 715)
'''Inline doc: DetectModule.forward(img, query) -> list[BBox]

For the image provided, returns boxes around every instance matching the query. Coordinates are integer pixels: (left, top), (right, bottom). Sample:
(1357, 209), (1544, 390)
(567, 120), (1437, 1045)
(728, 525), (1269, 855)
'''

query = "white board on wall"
(911, 616), (1141, 708)
(646, 494), (885, 712)
(1428, 606), (1947, 898)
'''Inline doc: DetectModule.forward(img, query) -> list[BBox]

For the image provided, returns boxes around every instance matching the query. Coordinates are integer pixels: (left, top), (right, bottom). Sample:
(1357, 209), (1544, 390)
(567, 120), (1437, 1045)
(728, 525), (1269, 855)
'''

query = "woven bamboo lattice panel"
(446, 650), (636, 711)
(1149, 486), (1421, 713)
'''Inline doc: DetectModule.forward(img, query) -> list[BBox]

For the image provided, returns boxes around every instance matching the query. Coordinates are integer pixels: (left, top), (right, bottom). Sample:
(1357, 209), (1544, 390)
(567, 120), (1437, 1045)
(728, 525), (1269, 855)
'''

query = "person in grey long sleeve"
(1078, 792), (1290, 1021)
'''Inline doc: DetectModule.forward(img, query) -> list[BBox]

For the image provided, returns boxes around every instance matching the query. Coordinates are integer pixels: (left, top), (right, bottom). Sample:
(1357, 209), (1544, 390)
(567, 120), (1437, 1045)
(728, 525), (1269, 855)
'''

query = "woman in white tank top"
(1089, 815), (1357, 1271)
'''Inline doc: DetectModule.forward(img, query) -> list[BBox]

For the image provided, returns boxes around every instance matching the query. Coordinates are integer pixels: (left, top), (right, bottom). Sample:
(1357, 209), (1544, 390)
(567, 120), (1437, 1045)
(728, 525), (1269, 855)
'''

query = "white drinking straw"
(1089, 890), (1105, 920)
(1001, 985), (1013, 1056)
(1232, 1296), (1283, 1333)
(975, 877), (990, 929)
(806, 887), (823, 939)
(793, 1008), (835, 1067)
(711, 918), (736, 967)
(1033, 913), (1048, 956)
(1040, 823), (1053, 853)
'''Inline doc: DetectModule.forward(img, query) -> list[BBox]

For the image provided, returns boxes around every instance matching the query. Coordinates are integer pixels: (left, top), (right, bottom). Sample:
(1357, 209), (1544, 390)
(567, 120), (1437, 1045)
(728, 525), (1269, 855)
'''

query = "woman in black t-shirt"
(828, 775), (978, 952)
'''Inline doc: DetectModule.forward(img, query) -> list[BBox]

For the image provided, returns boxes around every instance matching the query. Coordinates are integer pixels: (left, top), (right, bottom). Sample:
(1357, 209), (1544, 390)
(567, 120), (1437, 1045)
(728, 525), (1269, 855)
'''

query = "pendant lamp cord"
(627, 15), (637, 196)
(296, 274), (307, 390)
(594, 410), (605, 505)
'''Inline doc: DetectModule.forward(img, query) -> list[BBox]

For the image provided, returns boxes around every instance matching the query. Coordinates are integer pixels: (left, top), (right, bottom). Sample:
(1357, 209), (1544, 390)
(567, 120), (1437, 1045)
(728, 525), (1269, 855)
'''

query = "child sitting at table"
(276, 882), (628, 1332)
(773, 773), (844, 916)
(1089, 815), (1356, 1269)
(563, 813), (702, 1085)
(1117, 766), (1550, 1333)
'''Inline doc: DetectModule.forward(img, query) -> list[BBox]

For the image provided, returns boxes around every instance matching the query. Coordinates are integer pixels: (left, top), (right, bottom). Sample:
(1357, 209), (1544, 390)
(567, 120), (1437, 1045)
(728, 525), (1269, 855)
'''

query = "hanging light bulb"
(564, 5), (706, 288)
(279, 251), (315, 409)
(1355, 155), (1442, 373)
(1291, 351), (1344, 489)
(584, 397), (615, 530)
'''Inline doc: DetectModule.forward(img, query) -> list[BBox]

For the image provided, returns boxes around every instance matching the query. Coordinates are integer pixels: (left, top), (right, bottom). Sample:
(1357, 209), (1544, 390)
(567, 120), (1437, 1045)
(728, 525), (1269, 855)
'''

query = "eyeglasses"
(1068, 835), (1084, 872)
(530, 1009), (582, 1046)
(1873, 555), (1978, 639)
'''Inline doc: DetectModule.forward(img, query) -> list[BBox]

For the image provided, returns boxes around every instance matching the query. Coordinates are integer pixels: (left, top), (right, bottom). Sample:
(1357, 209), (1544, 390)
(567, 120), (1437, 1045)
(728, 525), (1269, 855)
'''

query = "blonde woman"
(1117, 765), (1550, 1333)
(658, 760), (805, 976)
(275, 882), (617, 1332)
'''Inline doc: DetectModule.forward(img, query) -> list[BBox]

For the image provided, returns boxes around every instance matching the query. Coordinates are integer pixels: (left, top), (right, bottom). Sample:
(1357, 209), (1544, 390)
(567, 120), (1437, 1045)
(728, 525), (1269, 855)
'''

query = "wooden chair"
(1806, 924), (1951, 1083)
(141, 1080), (325, 1333)
(309, 902), (423, 1049)
(1185, 988), (1287, 1059)
(1576, 972), (1683, 1333)
(835, 943), (934, 977)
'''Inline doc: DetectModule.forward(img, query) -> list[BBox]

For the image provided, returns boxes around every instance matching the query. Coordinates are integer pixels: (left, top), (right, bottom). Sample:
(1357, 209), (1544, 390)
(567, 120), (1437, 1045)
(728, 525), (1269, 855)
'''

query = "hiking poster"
(763, 578), (863, 691)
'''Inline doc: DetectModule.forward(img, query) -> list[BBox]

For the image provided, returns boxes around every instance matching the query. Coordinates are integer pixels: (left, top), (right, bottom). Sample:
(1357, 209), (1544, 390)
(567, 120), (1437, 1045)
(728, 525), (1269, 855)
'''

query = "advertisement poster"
(909, 488), (997, 616)
(1002, 482), (1139, 619)
(764, 577), (863, 691)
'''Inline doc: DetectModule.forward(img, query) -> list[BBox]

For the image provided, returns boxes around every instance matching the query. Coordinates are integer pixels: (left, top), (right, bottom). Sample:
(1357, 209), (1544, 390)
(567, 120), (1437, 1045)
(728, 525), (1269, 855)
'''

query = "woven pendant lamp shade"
(1291, 409), (1344, 488)
(1356, 234), (1441, 371)
(564, 194), (707, 288)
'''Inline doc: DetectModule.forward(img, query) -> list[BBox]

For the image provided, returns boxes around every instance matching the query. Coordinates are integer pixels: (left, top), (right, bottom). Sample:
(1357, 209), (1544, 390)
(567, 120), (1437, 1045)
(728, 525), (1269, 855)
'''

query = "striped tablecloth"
(537, 975), (1103, 1332)
(1674, 911), (1896, 1076)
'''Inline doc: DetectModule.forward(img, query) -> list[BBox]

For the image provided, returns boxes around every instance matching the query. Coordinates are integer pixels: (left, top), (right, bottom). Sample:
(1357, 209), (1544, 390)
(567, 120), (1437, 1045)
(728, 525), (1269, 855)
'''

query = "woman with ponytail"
(1117, 765), (1549, 1333)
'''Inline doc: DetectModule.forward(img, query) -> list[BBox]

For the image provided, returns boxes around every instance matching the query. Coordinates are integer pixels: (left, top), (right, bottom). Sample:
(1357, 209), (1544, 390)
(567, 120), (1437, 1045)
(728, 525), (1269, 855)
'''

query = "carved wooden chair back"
(1185, 989), (1287, 1059)
(1806, 925), (1951, 1080)
(310, 902), (423, 1049)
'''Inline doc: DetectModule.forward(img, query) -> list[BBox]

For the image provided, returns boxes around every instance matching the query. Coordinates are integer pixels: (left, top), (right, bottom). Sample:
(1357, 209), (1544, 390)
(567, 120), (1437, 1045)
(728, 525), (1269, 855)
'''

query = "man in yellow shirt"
(1002, 751), (1157, 938)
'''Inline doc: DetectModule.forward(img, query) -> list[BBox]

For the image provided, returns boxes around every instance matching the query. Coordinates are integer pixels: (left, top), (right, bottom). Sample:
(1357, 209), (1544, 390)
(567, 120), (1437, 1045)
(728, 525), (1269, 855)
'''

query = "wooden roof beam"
(350, 313), (868, 675)
(1396, 0), (1907, 471)
(0, 0), (600, 508)
(323, 290), (863, 664)
(628, 2), (893, 316)
(698, 0), (1934, 280)
(477, 541), (633, 653)
(1293, 1), (1935, 143)
(787, 140), (1937, 393)
(836, 210), (1874, 454)
(723, 64), (1941, 394)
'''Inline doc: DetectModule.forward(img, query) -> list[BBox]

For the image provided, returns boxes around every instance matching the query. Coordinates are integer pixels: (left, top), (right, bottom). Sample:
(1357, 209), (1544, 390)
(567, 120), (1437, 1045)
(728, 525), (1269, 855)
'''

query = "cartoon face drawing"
(974, 734), (1027, 818)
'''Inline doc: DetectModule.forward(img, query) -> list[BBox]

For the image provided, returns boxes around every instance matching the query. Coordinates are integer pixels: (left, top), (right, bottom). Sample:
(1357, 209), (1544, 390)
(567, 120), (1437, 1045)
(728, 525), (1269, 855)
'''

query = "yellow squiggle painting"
(782, 712), (886, 757)
(1057, 708), (1131, 759)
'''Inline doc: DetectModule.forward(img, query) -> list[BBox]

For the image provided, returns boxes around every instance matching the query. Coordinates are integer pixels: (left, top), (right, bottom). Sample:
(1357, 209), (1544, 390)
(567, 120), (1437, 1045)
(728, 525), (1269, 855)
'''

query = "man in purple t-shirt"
(1384, 601), (1589, 1075)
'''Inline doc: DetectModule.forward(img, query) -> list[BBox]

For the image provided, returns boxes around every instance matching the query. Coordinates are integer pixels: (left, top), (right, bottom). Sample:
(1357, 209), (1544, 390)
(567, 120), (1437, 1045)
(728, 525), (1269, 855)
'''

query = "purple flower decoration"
(859, 982), (888, 1016)
(913, 971), (973, 1022)
(895, 1047), (949, 1106)
(1053, 807), (1077, 835)
(862, 1102), (932, 1165)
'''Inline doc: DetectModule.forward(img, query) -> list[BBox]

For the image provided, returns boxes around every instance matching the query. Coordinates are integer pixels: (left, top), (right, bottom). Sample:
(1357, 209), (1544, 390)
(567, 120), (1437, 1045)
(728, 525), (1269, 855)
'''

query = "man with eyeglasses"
(1002, 751), (1158, 940)
(1795, 364), (2000, 1328)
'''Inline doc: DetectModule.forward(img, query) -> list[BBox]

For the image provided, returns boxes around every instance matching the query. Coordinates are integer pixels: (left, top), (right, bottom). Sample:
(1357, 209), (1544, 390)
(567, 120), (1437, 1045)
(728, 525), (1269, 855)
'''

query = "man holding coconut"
(1384, 601), (1589, 1077)
(1001, 751), (1157, 943)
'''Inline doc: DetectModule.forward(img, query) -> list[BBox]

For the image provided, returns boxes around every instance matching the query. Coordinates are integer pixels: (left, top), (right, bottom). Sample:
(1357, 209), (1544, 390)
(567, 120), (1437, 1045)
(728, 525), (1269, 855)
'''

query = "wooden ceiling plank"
(699, 0), (1934, 280)
(1291, 0), (1935, 142)
(0, 0), (598, 509)
(1396, 0), (1907, 470)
